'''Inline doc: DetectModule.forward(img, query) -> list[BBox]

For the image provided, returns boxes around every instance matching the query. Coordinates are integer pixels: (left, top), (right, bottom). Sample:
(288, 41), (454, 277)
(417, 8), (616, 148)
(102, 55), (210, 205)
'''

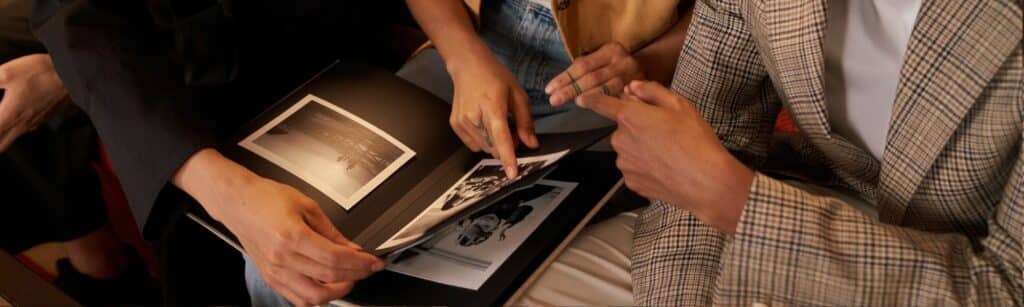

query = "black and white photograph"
(440, 161), (545, 211)
(377, 150), (568, 250)
(386, 180), (577, 290)
(239, 94), (415, 210)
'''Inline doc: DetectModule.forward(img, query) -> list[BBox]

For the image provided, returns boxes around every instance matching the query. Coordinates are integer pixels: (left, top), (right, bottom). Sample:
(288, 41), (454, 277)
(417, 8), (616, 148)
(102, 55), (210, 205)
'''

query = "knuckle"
(265, 250), (286, 265)
(514, 89), (529, 101)
(622, 56), (639, 68)
(325, 252), (346, 266)
(339, 283), (355, 295)
(460, 113), (477, 126)
(298, 198), (318, 210)
(615, 157), (627, 170)
(0, 65), (10, 82)
(310, 290), (333, 305)
(623, 177), (638, 191)
(300, 293), (320, 306)
(609, 132), (623, 149)
(283, 227), (303, 242)
(273, 228), (301, 251)
(615, 110), (630, 124)
(674, 96), (689, 106)
(611, 41), (627, 53)
(327, 270), (348, 282)
(609, 77), (624, 89)
(575, 58), (591, 70)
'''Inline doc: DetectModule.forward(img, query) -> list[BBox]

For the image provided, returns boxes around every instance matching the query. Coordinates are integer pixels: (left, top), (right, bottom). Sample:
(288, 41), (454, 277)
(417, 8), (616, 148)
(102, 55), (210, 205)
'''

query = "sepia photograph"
(240, 94), (415, 210)
(386, 180), (577, 290)
(376, 150), (568, 250)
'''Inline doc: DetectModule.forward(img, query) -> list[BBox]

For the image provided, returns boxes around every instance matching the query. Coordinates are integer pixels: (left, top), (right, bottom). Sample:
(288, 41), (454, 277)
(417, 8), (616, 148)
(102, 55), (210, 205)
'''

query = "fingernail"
(372, 262), (385, 272)
(631, 80), (645, 90)
(505, 166), (517, 179)
(529, 134), (539, 147)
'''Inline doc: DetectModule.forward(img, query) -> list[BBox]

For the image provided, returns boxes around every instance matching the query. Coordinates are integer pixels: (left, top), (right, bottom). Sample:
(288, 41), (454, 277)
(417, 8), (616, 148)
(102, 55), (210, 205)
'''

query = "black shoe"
(52, 246), (161, 306)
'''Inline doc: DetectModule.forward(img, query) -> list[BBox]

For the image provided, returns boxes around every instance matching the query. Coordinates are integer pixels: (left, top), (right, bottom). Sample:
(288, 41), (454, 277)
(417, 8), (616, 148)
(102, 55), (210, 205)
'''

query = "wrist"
(441, 39), (499, 78)
(676, 150), (753, 235)
(707, 155), (755, 235)
(172, 148), (260, 221)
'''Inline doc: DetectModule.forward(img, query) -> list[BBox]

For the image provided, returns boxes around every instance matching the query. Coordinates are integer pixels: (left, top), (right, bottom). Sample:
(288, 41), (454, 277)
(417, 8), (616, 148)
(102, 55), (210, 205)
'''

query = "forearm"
(405, 0), (496, 76)
(171, 148), (259, 222)
(633, 6), (694, 85)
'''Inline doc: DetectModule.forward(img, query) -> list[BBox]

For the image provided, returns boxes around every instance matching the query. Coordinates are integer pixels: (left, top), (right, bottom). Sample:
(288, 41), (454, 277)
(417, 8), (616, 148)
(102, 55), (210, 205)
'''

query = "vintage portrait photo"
(376, 150), (568, 250)
(239, 94), (415, 210)
(387, 180), (577, 290)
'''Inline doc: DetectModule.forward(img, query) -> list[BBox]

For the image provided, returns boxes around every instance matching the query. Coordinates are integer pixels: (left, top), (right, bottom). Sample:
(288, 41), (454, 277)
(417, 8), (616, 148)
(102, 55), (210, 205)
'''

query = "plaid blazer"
(631, 0), (1023, 305)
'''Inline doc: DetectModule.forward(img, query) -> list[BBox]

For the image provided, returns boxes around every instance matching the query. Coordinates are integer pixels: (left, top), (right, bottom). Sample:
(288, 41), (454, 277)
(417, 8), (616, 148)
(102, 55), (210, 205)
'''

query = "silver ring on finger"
(472, 121), (493, 148)
(571, 81), (582, 97)
(601, 84), (612, 96)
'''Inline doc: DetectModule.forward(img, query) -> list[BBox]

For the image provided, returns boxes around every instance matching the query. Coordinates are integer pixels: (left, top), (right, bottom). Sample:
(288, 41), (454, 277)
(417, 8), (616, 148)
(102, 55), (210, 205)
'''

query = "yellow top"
(462, 0), (682, 59)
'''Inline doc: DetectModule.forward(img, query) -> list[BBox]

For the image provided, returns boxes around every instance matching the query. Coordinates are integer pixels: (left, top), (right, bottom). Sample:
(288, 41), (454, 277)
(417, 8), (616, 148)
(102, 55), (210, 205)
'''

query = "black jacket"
(31, 0), (386, 237)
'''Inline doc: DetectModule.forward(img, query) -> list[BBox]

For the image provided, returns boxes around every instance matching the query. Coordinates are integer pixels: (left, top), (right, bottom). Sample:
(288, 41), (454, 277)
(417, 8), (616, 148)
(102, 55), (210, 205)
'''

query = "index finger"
(576, 92), (626, 121)
(483, 108), (518, 179)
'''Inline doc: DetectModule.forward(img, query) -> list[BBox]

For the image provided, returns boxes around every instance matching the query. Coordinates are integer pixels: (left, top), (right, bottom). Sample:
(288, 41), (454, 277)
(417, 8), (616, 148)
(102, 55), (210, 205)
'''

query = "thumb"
(509, 89), (538, 149)
(304, 208), (361, 251)
(576, 92), (625, 121)
(626, 80), (686, 110)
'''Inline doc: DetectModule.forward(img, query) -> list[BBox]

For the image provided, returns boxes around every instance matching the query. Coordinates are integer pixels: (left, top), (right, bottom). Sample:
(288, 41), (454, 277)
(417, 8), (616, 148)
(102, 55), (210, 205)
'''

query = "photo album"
(186, 62), (622, 306)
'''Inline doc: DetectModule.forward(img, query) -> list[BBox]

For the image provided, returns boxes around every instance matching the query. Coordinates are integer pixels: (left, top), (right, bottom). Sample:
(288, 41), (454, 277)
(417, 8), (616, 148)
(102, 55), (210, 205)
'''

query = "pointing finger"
(484, 107), (519, 179)
(576, 92), (626, 121)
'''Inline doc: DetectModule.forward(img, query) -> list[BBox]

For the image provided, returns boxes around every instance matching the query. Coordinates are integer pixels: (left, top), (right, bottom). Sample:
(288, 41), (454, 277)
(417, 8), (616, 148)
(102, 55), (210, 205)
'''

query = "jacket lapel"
(744, 0), (831, 141)
(746, 0), (885, 196)
(876, 0), (1022, 224)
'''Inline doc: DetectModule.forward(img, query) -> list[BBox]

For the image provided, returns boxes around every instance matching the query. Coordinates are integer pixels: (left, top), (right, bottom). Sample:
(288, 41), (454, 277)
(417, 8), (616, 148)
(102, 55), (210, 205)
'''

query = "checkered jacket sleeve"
(722, 145), (1023, 305)
(669, 0), (782, 169)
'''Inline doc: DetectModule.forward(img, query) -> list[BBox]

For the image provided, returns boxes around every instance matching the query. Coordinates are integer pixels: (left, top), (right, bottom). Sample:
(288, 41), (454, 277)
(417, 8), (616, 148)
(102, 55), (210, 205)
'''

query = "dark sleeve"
(31, 0), (216, 238)
(0, 0), (45, 62)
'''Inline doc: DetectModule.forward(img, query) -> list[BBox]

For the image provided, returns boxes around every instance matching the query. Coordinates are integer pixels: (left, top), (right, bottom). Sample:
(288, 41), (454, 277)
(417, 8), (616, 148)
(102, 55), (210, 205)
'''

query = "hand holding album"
(188, 62), (619, 306)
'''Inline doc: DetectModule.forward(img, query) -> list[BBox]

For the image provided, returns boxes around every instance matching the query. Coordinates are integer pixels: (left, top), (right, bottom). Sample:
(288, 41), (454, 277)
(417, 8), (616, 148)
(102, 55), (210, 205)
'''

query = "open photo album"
(186, 62), (622, 306)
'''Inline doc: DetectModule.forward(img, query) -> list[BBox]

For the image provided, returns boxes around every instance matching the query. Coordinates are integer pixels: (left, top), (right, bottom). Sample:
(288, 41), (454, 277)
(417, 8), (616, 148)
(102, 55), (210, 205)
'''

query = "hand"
(576, 81), (755, 234)
(173, 149), (385, 306)
(448, 54), (539, 179)
(545, 42), (645, 106)
(0, 54), (68, 152)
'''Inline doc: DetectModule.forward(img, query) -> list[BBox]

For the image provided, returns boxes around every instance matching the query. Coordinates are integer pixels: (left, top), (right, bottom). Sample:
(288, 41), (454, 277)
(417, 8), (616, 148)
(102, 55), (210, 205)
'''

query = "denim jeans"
(479, 0), (573, 116)
(244, 1), (611, 305)
(244, 256), (293, 307)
